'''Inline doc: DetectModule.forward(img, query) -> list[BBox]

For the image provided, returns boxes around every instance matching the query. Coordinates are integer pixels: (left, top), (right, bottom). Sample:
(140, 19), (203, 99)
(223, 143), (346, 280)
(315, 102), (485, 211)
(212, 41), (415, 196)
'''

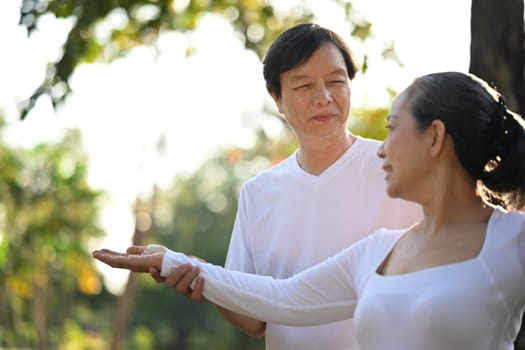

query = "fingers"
(91, 249), (124, 262)
(92, 249), (164, 273)
(165, 264), (205, 301)
(190, 275), (205, 301)
(92, 250), (133, 269)
(149, 267), (166, 283)
(142, 244), (168, 255)
(127, 244), (168, 256)
(93, 249), (127, 257)
(165, 263), (193, 290)
(127, 246), (147, 255)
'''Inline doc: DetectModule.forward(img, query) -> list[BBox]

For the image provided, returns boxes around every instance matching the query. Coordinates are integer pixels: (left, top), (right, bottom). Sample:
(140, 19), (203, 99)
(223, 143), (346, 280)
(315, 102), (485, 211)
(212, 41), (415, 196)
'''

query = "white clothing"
(161, 207), (525, 350)
(223, 137), (421, 349)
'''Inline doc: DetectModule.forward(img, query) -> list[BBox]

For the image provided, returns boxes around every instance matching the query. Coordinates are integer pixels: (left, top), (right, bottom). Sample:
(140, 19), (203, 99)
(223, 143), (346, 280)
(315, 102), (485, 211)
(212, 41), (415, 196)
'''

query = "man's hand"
(165, 264), (206, 301)
(149, 260), (206, 301)
(112, 244), (205, 301)
(126, 245), (170, 282)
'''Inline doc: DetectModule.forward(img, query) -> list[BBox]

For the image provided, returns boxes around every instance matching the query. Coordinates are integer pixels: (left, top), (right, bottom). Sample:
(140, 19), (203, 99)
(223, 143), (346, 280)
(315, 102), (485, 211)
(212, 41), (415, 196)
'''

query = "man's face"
(272, 42), (351, 144)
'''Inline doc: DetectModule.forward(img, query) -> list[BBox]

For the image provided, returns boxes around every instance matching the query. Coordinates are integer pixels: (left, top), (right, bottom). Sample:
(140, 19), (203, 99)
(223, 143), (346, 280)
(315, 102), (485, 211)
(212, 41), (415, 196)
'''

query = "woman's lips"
(382, 165), (393, 180)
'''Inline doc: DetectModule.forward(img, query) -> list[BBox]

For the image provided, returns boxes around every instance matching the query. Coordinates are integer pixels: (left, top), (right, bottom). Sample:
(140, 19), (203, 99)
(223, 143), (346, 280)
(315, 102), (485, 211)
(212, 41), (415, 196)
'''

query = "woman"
(93, 71), (525, 350)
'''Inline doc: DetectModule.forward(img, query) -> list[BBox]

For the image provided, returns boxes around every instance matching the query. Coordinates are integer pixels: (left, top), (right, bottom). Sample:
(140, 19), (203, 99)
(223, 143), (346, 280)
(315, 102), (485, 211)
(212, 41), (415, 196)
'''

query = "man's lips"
(312, 113), (335, 121)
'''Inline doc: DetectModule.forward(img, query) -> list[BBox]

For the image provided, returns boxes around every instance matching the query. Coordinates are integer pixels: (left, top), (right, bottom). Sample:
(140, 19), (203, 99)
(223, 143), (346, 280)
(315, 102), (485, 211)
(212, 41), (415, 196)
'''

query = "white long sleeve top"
(161, 207), (525, 350)
(223, 136), (421, 350)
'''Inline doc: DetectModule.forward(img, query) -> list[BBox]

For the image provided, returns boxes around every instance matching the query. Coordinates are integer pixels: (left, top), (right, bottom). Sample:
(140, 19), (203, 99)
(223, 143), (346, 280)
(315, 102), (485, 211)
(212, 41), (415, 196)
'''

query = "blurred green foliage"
(0, 122), (106, 348)
(0, 105), (388, 349)
(6, 0), (525, 349)
(17, 0), (374, 119)
(5, 0), (453, 349)
(131, 127), (298, 349)
(5, 0), (393, 344)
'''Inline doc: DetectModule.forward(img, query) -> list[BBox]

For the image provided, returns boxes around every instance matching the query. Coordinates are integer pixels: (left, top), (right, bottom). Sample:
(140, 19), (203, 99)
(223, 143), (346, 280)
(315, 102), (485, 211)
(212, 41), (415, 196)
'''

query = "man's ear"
(429, 119), (447, 157)
(271, 92), (284, 115)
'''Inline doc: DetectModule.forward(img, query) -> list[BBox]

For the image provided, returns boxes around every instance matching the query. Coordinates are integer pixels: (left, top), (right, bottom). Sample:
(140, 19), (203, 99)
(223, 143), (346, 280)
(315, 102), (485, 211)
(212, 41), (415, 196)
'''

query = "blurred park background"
(0, 0), (524, 349)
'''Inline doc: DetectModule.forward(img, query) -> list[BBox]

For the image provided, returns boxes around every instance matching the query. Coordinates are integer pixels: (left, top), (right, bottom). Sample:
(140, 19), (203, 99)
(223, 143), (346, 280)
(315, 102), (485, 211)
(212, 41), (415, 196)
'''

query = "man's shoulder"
(344, 137), (382, 162)
(339, 137), (385, 177)
(353, 136), (383, 154)
(243, 154), (295, 186)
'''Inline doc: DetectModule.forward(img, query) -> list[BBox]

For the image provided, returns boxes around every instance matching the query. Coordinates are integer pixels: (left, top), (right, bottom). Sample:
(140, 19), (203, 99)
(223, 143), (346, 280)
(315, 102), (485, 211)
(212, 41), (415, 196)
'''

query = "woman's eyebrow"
(386, 114), (398, 122)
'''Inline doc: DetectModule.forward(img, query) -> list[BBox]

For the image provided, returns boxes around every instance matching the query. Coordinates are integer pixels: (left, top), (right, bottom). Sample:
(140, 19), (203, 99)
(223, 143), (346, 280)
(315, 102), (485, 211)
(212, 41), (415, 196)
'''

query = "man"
(155, 23), (420, 349)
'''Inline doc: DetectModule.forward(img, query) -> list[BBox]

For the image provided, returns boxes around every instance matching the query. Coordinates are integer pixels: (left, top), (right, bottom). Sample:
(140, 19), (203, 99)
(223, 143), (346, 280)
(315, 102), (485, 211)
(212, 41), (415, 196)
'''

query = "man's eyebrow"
(329, 68), (348, 76)
(289, 74), (309, 83)
(290, 68), (347, 82)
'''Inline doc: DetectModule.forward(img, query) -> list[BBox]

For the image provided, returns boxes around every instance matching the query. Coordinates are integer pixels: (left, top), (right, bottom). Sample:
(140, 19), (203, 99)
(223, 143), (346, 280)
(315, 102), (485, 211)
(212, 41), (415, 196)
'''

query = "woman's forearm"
(161, 250), (356, 326)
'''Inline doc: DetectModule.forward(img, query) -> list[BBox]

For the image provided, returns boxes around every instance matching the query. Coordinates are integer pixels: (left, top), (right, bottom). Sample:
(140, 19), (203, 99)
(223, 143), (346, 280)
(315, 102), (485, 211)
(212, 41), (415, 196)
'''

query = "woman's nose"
(377, 143), (386, 158)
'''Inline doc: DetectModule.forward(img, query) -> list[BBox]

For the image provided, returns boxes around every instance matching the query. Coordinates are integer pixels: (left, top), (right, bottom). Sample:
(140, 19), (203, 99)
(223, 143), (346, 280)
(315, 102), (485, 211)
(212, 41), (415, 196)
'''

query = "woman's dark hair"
(262, 23), (360, 98)
(404, 71), (525, 210)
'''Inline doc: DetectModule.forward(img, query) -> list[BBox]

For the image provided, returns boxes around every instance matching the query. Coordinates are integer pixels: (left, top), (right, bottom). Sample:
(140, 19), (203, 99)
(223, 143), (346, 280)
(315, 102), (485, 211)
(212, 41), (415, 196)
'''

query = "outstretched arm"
(93, 243), (360, 327)
(160, 250), (358, 327)
(93, 245), (266, 337)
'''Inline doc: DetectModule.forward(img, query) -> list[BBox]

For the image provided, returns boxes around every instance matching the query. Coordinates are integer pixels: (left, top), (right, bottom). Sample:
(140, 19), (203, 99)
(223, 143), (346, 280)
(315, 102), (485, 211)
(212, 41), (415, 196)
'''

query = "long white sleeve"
(160, 249), (360, 326)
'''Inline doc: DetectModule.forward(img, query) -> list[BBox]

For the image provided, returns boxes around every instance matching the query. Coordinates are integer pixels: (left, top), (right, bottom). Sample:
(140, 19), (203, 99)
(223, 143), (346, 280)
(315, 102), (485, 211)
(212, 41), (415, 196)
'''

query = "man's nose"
(313, 85), (333, 105)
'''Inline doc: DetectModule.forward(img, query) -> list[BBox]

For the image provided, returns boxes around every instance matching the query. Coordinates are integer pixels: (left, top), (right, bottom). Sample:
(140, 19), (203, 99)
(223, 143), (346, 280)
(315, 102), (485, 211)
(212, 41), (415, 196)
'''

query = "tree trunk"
(470, 0), (525, 115)
(470, 1), (525, 348)
(110, 195), (157, 350)
(110, 272), (140, 350)
(32, 281), (47, 349)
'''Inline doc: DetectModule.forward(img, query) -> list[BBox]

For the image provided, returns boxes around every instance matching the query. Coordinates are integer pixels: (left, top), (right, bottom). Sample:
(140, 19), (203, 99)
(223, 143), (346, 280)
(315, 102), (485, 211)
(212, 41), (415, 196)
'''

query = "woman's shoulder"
(493, 206), (525, 229)
(351, 227), (408, 255)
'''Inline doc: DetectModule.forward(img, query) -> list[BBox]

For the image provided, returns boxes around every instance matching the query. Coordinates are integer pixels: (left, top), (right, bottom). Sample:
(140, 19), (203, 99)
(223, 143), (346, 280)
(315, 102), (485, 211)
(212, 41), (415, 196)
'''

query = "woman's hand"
(92, 245), (165, 273)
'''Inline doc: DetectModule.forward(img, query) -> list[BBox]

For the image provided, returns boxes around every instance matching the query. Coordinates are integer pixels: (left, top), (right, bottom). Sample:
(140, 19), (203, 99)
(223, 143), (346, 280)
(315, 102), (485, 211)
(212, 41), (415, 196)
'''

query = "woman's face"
(377, 90), (434, 201)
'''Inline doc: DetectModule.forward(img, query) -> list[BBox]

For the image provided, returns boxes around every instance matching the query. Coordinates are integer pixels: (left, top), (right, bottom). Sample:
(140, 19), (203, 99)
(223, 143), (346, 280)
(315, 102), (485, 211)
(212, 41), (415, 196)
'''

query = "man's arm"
(215, 304), (266, 338)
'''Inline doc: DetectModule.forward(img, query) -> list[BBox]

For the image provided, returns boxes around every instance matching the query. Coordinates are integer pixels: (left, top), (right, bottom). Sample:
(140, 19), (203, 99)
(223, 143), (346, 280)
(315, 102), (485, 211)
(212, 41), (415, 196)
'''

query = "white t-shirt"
(223, 136), (421, 350)
(161, 207), (525, 350)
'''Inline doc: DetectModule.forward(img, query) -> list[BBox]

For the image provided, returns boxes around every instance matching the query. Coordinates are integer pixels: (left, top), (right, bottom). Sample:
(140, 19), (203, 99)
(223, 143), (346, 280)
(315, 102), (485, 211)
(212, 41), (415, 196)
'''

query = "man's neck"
(297, 134), (355, 175)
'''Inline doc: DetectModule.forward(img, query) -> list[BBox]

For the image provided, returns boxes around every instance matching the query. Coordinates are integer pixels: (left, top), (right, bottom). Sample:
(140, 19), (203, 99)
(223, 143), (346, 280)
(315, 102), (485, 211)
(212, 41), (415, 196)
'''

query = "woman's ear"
(429, 119), (447, 157)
